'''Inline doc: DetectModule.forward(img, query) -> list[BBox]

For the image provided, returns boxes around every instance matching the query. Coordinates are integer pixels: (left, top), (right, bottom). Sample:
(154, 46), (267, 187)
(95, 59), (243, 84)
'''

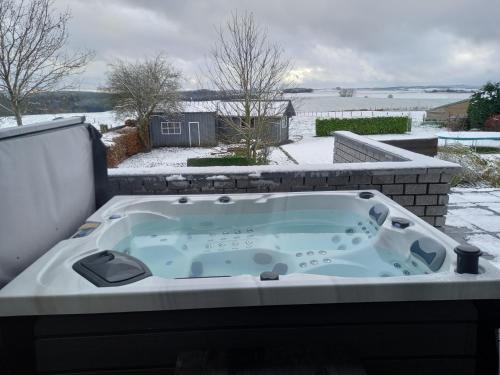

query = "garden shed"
(149, 100), (295, 148)
(150, 108), (217, 148)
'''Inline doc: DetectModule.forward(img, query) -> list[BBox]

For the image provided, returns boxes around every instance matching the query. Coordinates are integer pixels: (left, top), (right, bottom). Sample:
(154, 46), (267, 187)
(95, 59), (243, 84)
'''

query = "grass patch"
(475, 146), (500, 154)
(315, 117), (409, 136)
(420, 120), (446, 128)
(438, 144), (500, 187)
(187, 156), (256, 167)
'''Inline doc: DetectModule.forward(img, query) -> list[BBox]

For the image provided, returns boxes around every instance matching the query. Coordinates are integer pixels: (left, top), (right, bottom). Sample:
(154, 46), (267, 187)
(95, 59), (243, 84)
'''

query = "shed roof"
(180, 101), (218, 113)
(157, 100), (295, 117)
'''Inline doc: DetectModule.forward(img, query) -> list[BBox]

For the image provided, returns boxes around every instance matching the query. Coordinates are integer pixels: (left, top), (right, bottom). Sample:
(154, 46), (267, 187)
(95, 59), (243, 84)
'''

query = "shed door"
(188, 122), (200, 147)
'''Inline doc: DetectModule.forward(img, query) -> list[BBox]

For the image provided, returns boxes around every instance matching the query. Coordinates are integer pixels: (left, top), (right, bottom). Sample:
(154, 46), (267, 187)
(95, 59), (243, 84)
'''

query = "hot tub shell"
(1, 191), (500, 316)
(1, 191), (500, 374)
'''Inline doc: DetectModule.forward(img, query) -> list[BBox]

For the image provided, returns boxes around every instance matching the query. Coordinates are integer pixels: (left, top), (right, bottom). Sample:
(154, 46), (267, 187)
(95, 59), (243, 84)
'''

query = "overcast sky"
(56, 0), (500, 90)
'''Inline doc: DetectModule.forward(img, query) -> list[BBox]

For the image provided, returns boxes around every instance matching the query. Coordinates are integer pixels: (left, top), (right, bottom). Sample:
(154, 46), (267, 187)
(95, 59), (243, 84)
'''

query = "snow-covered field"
(0, 111), (123, 129)
(287, 88), (470, 112)
(3, 107), (498, 168)
(4, 107), (495, 168)
(0, 87), (471, 130)
(2, 90), (495, 168)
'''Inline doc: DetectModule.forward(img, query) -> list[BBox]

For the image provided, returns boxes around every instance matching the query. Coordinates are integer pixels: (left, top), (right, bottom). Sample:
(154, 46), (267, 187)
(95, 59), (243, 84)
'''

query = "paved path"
(444, 188), (500, 268)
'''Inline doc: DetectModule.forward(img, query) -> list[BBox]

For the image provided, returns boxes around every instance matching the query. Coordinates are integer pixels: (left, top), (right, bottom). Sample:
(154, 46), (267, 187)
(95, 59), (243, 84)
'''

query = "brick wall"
(108, 169), (454, 227)
(334, 132), (407, 163)
(108, 131), (460, 228)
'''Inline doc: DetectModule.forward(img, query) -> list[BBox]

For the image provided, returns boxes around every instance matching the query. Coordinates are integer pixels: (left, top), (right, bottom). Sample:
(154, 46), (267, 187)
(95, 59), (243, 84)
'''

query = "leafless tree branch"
(206, 11), (292, 162)
(0, 0), (93, 125)
(104, 54), (182, 150)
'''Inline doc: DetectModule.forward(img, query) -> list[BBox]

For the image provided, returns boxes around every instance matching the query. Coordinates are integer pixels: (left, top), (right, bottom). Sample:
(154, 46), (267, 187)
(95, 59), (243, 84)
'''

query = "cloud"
(55, 0), (500, 89)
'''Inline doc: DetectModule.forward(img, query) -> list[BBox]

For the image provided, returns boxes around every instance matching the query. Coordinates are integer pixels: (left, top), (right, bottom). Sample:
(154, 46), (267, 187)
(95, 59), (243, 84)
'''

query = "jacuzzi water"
(2, 190), (500, 317)
(112, 209), (428, 279)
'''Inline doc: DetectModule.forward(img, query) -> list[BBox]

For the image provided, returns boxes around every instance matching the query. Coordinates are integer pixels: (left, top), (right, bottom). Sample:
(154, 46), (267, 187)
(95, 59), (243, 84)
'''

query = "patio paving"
(444, 188), (500, 268)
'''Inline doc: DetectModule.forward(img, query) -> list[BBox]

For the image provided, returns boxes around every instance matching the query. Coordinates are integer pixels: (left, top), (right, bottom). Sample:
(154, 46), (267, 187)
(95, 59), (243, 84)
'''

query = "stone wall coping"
(108, 161), (460, 178)
(109, 131), (460, 178)
(368, 134), (438, 141)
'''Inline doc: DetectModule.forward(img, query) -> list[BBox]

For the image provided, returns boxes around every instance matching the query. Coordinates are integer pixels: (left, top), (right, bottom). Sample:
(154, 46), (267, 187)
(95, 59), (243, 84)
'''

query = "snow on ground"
(0, 111), (123, 129)
(109, 109), (500, 168)
(116, 144), (294, 168)
(282, 111), (426, 164)
(283, 111), (500, 165)
(4, 108), (499, 167)
(282, 137), (334, 164)
(279, 114), (320, 163)
(289, 90), (470, 112)
(118, 146), (227, 168)
(101, 131), (124, 147)
(446, 188), (500, 268)
(268, 147), (296, 166)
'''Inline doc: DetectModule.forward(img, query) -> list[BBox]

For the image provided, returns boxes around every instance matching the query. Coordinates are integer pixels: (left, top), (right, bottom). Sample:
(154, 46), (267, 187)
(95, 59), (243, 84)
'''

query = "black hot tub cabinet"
(1, 191), (500, 374)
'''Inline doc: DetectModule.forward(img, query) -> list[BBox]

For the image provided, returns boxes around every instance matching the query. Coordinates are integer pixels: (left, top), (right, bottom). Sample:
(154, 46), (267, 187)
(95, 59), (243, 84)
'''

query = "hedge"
(187, 156), (255, 167)
(315, 116), (409, 136)
(106, 126), (145, 167)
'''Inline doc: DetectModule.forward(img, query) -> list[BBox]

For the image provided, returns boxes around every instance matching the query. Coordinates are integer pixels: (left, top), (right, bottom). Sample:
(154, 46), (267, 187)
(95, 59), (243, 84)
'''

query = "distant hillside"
(424, 88), (474, 93)
(357, 85), (479, 91)
(0, 90), (234, 115)
(180, 88), (314, 100)
(0, 87), (311, 116)
(179, 89), (239, 101)
(282, 88), (313, 93)
(0, 91), (114, 116)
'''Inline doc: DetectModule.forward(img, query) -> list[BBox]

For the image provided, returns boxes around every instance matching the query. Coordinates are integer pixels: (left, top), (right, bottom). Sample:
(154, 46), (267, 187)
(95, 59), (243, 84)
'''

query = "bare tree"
(0, 0), (93, 126)
(338, 88), (355, 97)
(207, 12), (291, 162)
(105, 54), (181, 150)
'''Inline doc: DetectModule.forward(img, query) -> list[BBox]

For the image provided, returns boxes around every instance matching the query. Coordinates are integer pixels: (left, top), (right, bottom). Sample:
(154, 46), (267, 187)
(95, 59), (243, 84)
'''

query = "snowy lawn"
(118, 146), (229, 168)
(116, 145), (295, 168)
(282, 111), (427, 165)
(281, 137), (334, 164)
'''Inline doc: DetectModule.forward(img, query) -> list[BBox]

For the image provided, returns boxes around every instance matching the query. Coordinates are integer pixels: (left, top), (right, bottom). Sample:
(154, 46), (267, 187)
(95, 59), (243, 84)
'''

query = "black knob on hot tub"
(391, 217), (411, 229)
(219, 196), (231, 203)
(454, 244), (482, 274)
(359, 191), (374, 199)
(260, 271), (279, 281)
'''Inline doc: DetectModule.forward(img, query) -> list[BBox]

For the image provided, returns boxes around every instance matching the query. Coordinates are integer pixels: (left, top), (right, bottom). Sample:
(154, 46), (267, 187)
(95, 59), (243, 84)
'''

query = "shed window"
(281, 117), (287, 128)
(161, 122), (181, 135)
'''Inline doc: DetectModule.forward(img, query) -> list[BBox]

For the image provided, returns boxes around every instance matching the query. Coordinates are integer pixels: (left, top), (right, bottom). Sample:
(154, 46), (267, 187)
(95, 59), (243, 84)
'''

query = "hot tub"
(2, 191), (500, 374)
(1, 190), (499, 316)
